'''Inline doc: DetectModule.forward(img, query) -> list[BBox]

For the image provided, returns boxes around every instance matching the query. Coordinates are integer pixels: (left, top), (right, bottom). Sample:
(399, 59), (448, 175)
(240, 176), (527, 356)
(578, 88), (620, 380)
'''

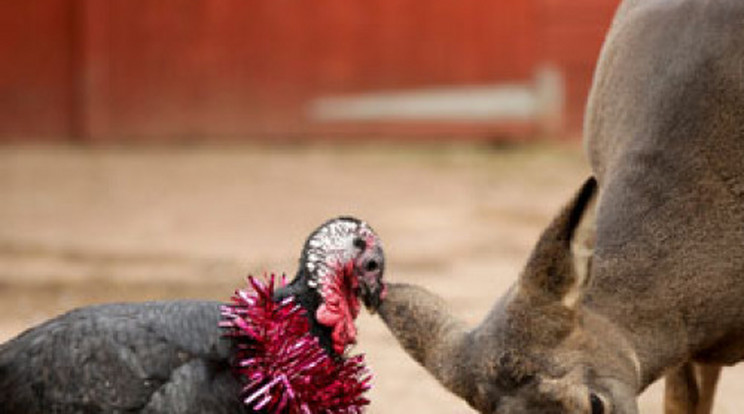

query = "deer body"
(365, 1), (744, 413)
(586, 0), (744, 393)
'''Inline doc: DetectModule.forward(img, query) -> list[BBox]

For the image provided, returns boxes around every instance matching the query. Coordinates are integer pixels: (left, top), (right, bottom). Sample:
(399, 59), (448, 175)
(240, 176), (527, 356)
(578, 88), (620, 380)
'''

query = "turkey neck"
(272, 268), (337, 357)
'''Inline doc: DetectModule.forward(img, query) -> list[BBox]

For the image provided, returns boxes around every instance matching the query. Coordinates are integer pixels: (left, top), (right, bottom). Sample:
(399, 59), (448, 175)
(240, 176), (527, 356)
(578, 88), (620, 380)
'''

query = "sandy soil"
(0, 143), (740, 413)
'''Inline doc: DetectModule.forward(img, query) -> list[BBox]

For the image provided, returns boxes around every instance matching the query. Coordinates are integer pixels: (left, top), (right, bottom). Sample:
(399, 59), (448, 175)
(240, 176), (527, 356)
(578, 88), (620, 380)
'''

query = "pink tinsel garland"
(220, 275), (372, 413)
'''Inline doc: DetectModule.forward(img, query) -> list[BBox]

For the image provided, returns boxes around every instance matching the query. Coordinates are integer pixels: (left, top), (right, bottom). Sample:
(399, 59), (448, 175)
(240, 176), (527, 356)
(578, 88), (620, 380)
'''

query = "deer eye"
(589, 392), (605, 414)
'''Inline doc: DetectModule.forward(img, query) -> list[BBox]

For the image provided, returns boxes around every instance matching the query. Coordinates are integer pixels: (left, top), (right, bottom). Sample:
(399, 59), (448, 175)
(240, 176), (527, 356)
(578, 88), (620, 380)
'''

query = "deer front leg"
(694, 364), (721, 414)
(663, 362), (721, 414)
(664, 363), (698, 414)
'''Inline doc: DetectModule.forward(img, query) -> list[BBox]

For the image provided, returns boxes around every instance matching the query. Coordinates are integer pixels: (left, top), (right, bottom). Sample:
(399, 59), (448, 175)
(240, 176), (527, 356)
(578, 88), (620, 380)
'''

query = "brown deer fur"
(365, 1), (744, 413)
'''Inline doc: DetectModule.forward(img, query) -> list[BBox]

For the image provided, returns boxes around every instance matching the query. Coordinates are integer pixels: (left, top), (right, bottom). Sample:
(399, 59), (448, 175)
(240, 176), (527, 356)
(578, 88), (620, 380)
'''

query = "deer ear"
(565, 179), (598, 307)
(519, 177), (598, 308)
(377, 283), (473, 402)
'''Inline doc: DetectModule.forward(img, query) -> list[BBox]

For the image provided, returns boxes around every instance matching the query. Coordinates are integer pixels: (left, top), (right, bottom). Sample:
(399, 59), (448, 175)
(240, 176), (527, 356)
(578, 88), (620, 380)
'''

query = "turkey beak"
(357, 245), (386, 313)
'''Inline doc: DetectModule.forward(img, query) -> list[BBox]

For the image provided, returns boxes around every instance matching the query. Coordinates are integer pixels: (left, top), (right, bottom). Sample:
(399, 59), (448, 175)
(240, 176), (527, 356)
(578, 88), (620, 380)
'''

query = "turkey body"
(0, 300), (249, 414)
(0, 216), (386, 413)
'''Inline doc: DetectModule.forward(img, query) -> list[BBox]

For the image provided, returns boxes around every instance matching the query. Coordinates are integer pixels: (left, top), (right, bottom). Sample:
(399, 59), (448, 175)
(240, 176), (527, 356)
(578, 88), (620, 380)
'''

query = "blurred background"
(1, 0), (620, 143)
(1, 1), (740, 413)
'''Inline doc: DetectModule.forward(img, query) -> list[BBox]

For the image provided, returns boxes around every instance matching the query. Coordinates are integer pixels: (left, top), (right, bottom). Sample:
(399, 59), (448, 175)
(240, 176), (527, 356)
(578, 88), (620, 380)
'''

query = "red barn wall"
(0, 0), (620, 143)
(536, 0), (619, 133)
(0, 1), (75, 141)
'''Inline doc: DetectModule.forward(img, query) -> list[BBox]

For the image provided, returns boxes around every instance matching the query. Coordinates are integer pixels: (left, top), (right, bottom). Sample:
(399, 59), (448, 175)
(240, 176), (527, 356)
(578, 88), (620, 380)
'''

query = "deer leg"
(663, 362), (722, 414)
(664, 363), (698, 414)
(693, 363), (721, 414)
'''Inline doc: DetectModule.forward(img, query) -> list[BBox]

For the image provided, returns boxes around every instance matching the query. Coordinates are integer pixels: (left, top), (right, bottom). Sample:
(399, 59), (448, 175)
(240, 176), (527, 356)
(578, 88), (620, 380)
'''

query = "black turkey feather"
(0, 217), (385, 413)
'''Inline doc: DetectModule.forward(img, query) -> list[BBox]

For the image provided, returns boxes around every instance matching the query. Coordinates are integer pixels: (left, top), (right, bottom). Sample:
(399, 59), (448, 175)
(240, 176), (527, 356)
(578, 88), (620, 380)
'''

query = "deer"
(359, 0), (744, 413)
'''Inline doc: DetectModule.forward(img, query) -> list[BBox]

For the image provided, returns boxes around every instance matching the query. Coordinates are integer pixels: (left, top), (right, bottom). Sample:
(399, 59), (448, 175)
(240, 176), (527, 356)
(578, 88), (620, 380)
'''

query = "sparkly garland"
(220, 275), (372, 413)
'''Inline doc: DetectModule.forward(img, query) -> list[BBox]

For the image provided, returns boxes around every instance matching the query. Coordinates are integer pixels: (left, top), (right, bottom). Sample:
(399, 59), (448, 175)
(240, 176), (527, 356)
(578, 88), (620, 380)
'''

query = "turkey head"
(278, 216), (385, 356)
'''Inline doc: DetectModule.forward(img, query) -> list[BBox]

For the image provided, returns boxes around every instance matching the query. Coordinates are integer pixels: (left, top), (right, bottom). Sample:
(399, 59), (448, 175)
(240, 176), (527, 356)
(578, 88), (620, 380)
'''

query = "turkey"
(0, 216), (386, 413)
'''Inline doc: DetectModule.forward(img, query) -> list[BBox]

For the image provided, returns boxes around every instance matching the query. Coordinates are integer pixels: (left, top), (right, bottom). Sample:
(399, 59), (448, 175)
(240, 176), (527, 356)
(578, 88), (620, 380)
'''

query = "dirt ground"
(0, 143), (741, 413)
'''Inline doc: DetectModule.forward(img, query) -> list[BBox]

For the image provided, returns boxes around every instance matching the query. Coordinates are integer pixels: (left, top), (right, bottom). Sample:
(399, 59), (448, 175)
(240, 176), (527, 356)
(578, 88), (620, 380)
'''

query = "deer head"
(370, 178), (641, 413)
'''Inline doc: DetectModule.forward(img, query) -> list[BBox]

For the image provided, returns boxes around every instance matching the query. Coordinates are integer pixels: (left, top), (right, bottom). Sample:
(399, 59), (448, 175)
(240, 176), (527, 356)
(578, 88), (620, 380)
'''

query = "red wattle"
(316, 262), (361, 354)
